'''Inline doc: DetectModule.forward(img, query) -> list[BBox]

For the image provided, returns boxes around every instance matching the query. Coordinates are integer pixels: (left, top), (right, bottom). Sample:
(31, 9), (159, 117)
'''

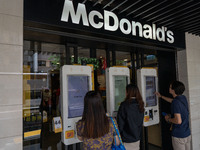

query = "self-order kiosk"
(61, 65), (92, 145)
(137, 68), (159, 127)
(106, 67), (130, 117)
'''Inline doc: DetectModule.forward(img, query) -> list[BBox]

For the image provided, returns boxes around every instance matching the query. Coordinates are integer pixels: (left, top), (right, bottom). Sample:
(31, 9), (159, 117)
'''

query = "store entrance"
(23, 40), (159, 150)
(23, 27), (176, 149)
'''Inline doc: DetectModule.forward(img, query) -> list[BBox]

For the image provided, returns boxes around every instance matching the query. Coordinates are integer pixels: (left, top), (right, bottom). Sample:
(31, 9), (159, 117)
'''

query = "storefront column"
(65, 44), (71, 65)
(141, 50), (144, 68)
(90, 48), (98, 91)
(32, 42), (40, 73)
(106, 48), (110, 68)
(90, 47), (96, 58)
(0, 0), (23, 149)
(177, 33), (200, 150)
(74, 46), (78, 64)
(136, 50), (140, 69)
(112, 50), (116, 66)
(130, 52), (136, 84)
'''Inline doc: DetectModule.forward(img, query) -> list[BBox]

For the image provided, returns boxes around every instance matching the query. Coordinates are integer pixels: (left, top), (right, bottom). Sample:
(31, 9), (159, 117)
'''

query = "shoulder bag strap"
(110, 117), (123, 145)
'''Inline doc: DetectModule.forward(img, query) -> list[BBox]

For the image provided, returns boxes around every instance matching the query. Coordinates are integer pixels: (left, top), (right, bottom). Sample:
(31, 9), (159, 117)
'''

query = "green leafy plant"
(71, 57), (99, 70)
(116, 60), (124, 66)
(48, 55), (60, 69)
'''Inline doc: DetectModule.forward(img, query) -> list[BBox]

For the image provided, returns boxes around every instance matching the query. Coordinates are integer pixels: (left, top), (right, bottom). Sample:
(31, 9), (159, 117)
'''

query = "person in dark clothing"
(155, 81), (191, 150)
(117, 84), (144, 150)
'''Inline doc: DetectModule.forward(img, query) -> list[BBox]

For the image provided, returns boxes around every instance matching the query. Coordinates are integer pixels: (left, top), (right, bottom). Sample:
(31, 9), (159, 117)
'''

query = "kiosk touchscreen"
(61, 65), (92, 145)
(106, 67), (130, 117)
(137, 68), (159, 127)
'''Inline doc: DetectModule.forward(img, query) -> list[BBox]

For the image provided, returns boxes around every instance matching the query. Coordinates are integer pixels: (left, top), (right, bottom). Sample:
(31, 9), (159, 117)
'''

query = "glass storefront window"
(96, 49), (107, 109)
(23, 40), (157, 149)
(144, 54), (157, 66)
(116, 51), (131, 67)
(23, 41), (67, 149)
(97, 49), (106, 90)
(78, 47), (90, 58)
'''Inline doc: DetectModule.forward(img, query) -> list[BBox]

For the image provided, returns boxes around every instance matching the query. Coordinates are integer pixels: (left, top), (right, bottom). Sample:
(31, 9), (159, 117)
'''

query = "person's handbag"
(110, 117), (126, 150)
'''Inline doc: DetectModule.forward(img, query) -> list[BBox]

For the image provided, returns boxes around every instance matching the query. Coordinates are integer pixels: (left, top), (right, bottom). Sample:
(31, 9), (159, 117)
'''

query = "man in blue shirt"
(155, 81), (191, 150)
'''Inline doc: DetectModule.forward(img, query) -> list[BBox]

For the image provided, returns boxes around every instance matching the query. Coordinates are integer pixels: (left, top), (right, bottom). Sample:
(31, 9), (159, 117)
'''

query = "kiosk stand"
(137, 68), (159, 126)
(137, 68), (159, 150)
(106, 67), (130, 117)
(60, 65), (92, 146)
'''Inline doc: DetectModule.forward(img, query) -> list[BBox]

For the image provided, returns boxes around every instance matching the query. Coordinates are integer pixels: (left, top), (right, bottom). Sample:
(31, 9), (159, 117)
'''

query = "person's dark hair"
(82, 91), (109, 138)
(171, 81), (185, 95)
(125, 84), (144, 113)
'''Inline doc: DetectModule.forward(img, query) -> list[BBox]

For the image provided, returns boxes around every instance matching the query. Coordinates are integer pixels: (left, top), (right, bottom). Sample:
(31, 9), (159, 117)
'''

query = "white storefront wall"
(0, 0), (23, 150)
(177, 33), (200, 150)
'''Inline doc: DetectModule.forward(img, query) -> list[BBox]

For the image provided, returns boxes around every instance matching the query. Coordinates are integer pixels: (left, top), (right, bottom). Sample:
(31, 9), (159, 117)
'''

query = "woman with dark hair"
(117, 84), (144, 150)
(76, 91), (120, 150)
(155, 81), (191, 150)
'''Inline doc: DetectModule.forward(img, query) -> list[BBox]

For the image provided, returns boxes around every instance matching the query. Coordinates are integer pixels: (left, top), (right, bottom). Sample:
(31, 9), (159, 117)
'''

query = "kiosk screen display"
(114, 76), (127, 111)
(68, 76), (89, 118)
(145, 76), (156, 107)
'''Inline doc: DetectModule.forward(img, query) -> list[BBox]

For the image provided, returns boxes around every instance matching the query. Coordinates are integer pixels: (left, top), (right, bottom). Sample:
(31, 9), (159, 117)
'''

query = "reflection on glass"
(68, 76), (89, 118)
(23, 73), (48, 140)
(144, 54), (157, 66)
(116, 51), (131, 67)
(114, 76), (127, 111)
(23, 41), (64, 149)
(145, 76), (157, 107)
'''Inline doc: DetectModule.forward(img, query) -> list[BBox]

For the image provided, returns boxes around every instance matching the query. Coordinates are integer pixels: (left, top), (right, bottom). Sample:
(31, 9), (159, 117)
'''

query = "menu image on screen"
(145, 76), (156, 107)
(68, 76), (89, 118)
(114, 76), (127, 111)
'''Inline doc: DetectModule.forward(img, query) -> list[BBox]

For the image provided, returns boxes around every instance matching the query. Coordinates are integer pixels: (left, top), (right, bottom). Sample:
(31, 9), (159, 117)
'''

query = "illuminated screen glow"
(68, 76), (89, 118)
(145, 76), (157, 107)
(114, 76), (127, 111)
